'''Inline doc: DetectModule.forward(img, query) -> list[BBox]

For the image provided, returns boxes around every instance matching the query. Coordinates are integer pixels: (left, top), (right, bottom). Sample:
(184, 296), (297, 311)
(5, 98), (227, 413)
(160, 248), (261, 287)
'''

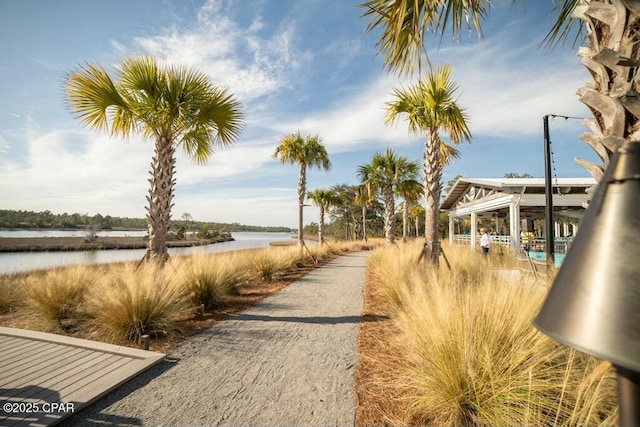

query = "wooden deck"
(0, 327), (164, 426)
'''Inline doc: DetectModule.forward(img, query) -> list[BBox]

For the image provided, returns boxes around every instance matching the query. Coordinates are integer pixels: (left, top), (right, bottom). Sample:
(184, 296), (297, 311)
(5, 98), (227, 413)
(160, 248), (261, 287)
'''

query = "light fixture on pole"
(543, 115), (555, 271)
(534, 140), (640, 426)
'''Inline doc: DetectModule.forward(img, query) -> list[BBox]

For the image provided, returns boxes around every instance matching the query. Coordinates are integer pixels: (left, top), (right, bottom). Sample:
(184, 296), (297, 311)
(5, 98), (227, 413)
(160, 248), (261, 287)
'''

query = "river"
(0, 231), (296, 275)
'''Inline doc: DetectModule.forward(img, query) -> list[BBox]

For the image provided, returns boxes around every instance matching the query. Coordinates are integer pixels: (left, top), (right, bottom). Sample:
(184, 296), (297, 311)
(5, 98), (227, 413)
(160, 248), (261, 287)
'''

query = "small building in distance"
(440, 177), (596, 252)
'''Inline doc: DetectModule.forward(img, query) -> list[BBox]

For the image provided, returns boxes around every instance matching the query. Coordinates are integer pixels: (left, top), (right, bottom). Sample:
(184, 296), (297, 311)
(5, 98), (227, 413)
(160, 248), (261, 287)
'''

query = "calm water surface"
(0, 231), (295, 275)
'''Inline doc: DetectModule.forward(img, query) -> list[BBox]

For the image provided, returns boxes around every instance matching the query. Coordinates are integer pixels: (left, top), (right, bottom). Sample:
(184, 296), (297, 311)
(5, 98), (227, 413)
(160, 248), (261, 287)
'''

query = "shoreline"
(0, 236), (234, 253)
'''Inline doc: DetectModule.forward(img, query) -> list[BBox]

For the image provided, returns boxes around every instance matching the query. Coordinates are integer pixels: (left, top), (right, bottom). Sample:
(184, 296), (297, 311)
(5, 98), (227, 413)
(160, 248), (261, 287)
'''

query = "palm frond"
(359, 0), (491, 75)
(543, 0), (582, 47)
(65, 63), (131, 135)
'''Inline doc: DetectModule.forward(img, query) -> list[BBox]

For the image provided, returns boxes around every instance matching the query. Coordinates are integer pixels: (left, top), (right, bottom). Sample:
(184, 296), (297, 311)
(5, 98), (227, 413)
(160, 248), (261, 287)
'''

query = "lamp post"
(543, 115), (555, 271)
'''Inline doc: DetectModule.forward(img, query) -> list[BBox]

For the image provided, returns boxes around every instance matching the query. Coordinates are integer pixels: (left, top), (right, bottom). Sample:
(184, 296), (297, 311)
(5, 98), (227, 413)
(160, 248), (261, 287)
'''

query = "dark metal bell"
(534, 140), (640, 373)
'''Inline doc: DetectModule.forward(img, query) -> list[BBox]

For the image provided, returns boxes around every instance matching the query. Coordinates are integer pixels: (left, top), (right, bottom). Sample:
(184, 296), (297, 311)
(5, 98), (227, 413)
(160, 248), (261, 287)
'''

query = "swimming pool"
(526, 251), (566, 268)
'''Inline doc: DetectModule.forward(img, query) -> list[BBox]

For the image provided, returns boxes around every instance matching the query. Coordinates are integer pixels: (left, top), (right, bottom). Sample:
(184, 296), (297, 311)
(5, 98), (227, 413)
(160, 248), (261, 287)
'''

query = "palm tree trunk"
(383, 184), (396, 244)
(402, 201), (409, 242)
(424, 129), (442, 264)
(415, 214), (419, 237)
(362, 204), (368, 242)
(318, 206), (325, 246)
(298, 162), (306, 248)
(145, 136), (175, 265)
(574, 0), (640, 183)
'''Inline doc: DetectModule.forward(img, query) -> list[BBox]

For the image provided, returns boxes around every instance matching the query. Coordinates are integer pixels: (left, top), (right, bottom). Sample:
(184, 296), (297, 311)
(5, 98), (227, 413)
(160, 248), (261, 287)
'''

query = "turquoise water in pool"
(527, 251), (566, 268)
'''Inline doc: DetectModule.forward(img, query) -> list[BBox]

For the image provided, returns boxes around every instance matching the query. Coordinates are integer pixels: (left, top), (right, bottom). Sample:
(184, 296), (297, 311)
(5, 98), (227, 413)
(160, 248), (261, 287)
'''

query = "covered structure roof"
(442, 177), (596, 212)
(442, 177), (596, 251)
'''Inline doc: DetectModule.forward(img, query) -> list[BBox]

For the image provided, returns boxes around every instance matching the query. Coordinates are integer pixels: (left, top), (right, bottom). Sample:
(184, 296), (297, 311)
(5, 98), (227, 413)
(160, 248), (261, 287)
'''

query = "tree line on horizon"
(0, 209), (292, 234)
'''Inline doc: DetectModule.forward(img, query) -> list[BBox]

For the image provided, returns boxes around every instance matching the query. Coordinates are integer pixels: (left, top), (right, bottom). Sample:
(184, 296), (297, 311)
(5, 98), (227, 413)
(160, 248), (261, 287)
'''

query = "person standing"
(480, 228), (490, 256)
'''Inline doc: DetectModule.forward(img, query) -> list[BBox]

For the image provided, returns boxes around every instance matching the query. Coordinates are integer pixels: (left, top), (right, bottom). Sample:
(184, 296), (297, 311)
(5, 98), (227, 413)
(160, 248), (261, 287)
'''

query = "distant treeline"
(0, 209), (292, 233)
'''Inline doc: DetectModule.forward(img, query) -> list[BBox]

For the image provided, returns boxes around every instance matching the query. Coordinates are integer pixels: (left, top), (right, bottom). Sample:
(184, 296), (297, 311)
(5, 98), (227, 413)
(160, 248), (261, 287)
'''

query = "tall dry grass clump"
(0, 273), (27, 314)
(85, 263), (192, 343)
(24, 265), (97, 331)
(367, 242), (617, 426)
(250, 247), (301, 282)
(181, 252), (248, 309)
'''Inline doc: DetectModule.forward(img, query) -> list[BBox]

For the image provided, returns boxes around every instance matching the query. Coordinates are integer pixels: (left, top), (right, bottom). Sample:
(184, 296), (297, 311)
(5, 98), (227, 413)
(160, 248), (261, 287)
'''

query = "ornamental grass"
(365, 241), (617, 426)
(24, 265), (97, 332)
(85, 262), (192, 343)
(182, 252), (249, 309)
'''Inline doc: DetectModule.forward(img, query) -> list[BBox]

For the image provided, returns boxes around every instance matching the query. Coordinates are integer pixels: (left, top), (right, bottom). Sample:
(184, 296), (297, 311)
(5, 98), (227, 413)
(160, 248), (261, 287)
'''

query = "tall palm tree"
(396, 178), (422, 242)
(361, 0), (639, 195)
(273, 132), (331, 247)
(65, 56), (244, 265)
(307, 188), (340, 245)
(386, 65), (470, 263)
(358, 149), (420, 244)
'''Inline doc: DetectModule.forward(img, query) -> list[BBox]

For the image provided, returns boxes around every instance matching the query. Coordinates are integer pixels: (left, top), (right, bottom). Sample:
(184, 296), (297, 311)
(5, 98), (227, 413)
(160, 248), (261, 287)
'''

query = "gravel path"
(63, 251), (369, 427)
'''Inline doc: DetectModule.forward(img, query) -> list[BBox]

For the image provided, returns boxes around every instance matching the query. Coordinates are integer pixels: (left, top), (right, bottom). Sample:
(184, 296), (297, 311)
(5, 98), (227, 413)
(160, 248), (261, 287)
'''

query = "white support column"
(509, 200), (520, 251)
(449, 214), (454, 245)
(563, 222), (569, 237)
(555, 221), (561, 238)
(470, 211), (477, 250)
(572, 223), (578, 236)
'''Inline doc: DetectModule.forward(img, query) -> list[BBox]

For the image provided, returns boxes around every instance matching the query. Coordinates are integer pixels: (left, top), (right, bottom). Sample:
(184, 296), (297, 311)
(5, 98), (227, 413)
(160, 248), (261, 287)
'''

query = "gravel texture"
(62, 251), (369, 427)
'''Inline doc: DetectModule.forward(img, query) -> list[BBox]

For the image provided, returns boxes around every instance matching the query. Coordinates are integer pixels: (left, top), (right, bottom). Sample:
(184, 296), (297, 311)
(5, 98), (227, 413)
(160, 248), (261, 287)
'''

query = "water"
(0, 231), (295, 275)
(0, 230), (148, 238)
(526, 251), (566, 268)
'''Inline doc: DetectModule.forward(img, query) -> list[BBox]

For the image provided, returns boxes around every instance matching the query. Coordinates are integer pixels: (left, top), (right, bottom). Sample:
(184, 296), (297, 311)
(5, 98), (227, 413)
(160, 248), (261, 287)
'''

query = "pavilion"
(440, 177), (596, 252)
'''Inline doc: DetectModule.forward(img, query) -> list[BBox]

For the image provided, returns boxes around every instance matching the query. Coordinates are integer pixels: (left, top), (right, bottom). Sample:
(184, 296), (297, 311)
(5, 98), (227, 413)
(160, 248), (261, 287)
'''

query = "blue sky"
(0, 0), (599, 228)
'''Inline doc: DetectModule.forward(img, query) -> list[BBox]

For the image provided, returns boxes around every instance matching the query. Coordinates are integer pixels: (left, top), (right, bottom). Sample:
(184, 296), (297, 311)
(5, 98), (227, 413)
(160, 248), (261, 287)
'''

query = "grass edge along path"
(0, 241), (379, 354)
(355, 241), (618, 426)
(62, 251), (370, 426)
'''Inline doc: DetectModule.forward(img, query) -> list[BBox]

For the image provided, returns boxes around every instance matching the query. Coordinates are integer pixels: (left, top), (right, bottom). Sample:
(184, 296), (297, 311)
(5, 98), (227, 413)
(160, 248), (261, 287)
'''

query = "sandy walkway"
(62, 251), (369, 427)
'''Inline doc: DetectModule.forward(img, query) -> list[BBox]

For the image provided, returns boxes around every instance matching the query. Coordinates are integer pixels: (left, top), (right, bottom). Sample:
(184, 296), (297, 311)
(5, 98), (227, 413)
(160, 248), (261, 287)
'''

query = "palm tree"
(396, 178), (422, 242)
(386, 65), (470, 263)
(358, 149), (420, 244)
(361, 0), (638, 194)
(354, 184), (374, 242)
(65, 56), (244, 264)
(410, 204), (426, 237)
(273, 132), (331, 247)
(307, 188), (340, 245)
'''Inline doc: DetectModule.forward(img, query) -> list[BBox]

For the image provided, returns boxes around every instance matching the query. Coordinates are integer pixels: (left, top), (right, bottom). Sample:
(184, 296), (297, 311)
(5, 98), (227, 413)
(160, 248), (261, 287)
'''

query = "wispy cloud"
(434, 27), (589, 138)
(131, 0), (308, 102)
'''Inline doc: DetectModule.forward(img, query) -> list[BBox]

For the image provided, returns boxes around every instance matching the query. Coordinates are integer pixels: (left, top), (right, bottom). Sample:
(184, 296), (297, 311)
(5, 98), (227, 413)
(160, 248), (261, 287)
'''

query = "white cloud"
(435, 35), (590, 138)
(131, 0), (307, 102)
(174, 187), (301, 227)
(268, 74), (421, 152)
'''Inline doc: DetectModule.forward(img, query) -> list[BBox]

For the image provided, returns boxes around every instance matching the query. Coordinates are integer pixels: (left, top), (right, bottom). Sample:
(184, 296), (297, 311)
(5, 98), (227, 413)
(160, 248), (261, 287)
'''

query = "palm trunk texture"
(383, 184), (396, 244)
(402, 201), (408, 242)
(318, 206), (325, 246)
(362, 204), (368, 242)
(574, 0), (640, 182)
(298, 162), (306, 247)
(145, 136), (175, 264)
(424, 128), (442, 264)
